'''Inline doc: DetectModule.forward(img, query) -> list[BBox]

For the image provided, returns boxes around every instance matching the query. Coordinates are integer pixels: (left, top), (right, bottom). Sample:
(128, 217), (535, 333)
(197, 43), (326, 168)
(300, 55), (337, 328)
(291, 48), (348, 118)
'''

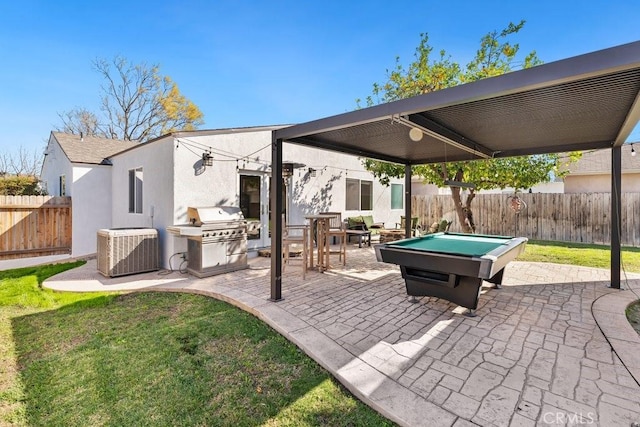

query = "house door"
(239, 174), (270, 250)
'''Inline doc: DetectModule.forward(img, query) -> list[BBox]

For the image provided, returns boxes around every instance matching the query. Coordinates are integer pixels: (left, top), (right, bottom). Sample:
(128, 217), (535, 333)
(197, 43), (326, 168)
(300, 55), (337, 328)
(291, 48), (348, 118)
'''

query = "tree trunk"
(449, 169), (476, 233)
(463, 191), (476, 233)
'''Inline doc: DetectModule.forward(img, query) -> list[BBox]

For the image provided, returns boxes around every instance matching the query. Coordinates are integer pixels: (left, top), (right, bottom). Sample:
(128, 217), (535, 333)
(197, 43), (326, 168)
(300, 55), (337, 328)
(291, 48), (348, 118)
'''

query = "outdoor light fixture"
(202, 152), (214, 167)
(393, 114), (491, 159)
(282, 162), (305, 178)
(408, 127), (423, 142)
(308, 167), (317, 177)
(632, 144), (636, 157)
(282, 163), (294, 178)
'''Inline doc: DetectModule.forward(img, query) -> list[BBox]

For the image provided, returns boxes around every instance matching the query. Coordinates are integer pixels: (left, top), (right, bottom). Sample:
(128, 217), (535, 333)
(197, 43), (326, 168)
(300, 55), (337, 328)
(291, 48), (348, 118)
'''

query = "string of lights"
(175, 136), (376, 177)
(176, 137), (272, 165)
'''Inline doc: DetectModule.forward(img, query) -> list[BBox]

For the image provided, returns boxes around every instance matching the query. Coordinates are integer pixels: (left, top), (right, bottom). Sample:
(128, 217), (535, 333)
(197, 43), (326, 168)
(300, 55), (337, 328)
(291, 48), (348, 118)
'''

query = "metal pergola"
(269, 41), (640, 301)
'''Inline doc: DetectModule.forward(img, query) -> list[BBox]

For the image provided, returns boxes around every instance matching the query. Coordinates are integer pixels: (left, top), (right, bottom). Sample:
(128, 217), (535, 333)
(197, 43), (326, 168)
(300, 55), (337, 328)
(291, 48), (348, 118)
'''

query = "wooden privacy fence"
(0, 196), (72, 260)
(412, 193), (640, 247)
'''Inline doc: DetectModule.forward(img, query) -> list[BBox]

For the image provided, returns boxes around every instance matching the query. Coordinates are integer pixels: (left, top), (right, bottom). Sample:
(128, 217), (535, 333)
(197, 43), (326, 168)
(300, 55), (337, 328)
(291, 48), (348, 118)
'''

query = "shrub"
(0, 175), (46, 195)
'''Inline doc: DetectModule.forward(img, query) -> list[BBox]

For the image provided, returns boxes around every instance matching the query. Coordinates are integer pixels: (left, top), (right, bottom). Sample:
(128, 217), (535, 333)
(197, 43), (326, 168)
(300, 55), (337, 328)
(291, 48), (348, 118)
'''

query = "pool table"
(375, 232), (528, 314)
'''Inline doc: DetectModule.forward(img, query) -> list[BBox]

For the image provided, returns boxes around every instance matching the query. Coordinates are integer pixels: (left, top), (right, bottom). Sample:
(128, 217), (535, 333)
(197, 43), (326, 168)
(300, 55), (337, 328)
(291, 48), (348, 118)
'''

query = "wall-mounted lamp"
(282, 161), (305, 178)
(282, 163), (294, 178)
(632, 144), (636, 157)
(202, 152), (214, 167)
(308, 167), (317, 177)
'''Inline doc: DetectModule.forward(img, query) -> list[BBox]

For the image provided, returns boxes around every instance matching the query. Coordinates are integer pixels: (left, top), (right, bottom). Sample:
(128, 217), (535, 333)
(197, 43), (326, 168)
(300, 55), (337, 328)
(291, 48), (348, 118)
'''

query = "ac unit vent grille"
(97, 228), (159, 277)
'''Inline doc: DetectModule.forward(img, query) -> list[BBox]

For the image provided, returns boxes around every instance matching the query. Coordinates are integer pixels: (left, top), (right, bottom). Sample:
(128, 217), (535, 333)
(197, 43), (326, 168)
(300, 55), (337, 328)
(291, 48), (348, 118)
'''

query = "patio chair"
(320, 212), (346, 266)
(426, 219), (453, 234)
(396, 216), (421, 236)
(319, 212), (342, 242)
(283, 224), (309, 279)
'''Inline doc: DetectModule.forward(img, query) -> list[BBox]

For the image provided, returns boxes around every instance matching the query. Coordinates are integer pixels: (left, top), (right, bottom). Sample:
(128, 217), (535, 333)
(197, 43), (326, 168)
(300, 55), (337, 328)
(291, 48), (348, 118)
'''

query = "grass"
(516, 240), (640, 273)
(0, 262), (394, 427)
(2, 241), (639, 426)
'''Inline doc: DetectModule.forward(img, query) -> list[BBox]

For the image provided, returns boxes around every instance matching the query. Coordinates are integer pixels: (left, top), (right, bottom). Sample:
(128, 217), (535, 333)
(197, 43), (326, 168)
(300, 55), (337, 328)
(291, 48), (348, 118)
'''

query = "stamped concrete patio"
(43, 245), (640, 426)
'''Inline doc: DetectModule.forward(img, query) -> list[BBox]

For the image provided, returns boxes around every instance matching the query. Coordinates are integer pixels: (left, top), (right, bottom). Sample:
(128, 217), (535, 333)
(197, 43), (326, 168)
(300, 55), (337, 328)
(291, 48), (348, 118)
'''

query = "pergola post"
(405, 164), (412, 237)
(270, 135), (284, 300)
(611, 145), (622, 289)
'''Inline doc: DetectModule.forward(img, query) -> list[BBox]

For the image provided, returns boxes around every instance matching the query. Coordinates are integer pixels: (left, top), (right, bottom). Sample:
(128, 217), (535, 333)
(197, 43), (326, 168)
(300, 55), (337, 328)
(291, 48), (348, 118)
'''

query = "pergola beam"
(401, 114), (493, 159)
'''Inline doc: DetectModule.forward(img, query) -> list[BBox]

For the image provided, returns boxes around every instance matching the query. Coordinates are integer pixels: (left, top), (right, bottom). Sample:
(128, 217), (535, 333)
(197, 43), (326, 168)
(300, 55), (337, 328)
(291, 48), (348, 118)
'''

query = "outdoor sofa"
(346, 215), (385, 235)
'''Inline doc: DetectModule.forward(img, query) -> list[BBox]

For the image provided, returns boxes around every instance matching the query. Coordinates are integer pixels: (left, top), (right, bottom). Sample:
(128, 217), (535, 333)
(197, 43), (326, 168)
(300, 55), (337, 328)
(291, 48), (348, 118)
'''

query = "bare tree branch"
(0, 146), (42, 177)
(56, 107), (100, 136)
(57, 55), (204, 142)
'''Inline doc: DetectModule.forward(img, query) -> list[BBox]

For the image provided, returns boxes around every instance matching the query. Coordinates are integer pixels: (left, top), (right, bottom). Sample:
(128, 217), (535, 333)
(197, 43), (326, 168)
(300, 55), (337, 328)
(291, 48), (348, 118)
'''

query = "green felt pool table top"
(388, 232), (516, 257)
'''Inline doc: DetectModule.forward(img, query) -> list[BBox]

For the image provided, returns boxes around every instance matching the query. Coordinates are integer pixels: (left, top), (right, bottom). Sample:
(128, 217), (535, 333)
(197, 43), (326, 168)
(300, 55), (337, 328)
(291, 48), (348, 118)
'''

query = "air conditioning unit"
(97, 228), (159, 277)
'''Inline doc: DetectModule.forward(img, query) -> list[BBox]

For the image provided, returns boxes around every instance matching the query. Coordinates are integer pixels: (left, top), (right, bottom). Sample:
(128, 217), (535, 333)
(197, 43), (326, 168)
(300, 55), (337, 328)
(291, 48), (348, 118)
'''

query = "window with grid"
(346, 178), (373, 210)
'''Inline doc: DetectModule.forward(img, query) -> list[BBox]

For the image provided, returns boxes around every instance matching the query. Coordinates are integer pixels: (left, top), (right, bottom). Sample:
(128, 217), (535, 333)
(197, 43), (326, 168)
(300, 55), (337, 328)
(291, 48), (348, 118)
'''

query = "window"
(346, 178), (373, 210)
(59, 175), (66, 196)
(128, 167), (143, 214)
(391, 183), (403, 209)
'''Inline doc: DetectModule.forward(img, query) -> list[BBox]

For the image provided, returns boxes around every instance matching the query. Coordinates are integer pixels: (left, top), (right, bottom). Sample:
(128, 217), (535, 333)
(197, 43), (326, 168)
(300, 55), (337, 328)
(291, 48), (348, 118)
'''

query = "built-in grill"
(168, 206), (248, 278)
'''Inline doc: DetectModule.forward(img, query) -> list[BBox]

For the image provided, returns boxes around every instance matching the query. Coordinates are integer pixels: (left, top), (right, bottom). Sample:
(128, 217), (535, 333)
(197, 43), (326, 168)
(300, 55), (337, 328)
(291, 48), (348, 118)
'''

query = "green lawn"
(517, 240), (640, 273)
(2, 241), (638, 426)
(0, 262), (394, 426)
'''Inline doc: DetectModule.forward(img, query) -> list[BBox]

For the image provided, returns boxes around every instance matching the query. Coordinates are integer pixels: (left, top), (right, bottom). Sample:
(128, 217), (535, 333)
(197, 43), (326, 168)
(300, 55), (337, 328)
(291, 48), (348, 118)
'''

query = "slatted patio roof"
(275, 41), (640, 164)
(270, 41), (640, 300)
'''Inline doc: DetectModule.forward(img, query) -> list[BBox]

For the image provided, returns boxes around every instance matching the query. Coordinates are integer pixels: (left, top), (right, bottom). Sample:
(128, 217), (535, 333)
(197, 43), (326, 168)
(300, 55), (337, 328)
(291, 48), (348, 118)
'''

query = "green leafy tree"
(58, 56), (204, 142)
(360, 21), (578, 233)
(0, 175), (45, 195)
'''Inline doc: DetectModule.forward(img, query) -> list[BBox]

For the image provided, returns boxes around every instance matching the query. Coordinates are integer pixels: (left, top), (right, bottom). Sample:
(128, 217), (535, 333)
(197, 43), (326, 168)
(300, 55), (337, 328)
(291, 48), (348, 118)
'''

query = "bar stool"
(283, 224), (309, 279)
(321, 212), (346, 267)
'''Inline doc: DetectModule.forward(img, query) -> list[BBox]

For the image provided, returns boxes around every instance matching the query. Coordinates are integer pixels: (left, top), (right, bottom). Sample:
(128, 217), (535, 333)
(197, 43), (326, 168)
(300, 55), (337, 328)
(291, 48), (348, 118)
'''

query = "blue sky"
(2, 0), (640, 157)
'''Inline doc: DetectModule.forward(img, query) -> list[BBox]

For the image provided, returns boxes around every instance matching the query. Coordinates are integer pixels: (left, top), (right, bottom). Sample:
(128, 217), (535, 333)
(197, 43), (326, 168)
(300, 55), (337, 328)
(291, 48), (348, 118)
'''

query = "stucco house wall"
(563, 144), (640, 193)
(40, 132), (136, 258)
(110, 137), (175, 268)
(42, 127), (405, 269)
(564, 173), (640, 193)
(70, 165), (112, 256)
(40, 136), (72, 197)
(282, 144), (401, 226)
(109, 126), (404, 269)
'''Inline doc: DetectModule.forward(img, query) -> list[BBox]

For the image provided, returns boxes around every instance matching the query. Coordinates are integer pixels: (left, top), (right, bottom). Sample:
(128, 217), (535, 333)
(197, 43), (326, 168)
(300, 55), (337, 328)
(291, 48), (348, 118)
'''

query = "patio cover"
(270, 41), (640, 301)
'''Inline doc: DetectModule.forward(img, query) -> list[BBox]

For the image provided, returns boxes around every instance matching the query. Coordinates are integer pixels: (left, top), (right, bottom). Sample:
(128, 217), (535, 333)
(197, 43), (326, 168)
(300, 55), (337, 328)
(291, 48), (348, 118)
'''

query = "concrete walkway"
(41, 247), (640, 426)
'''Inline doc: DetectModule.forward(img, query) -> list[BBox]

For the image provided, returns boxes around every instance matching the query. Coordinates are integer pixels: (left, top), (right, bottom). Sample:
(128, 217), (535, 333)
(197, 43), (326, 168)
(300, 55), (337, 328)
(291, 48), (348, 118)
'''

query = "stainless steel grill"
(168, 206), (248, 278)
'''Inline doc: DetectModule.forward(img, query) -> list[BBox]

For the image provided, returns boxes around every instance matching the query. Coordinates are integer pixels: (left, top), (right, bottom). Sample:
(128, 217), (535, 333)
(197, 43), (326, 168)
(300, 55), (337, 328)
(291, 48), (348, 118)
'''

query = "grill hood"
(187, 206), (245, 226)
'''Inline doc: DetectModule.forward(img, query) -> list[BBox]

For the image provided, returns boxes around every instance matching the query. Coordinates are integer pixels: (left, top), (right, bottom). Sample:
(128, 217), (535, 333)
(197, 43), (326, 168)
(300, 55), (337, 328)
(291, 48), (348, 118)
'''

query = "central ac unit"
(97, 228), (159, 277)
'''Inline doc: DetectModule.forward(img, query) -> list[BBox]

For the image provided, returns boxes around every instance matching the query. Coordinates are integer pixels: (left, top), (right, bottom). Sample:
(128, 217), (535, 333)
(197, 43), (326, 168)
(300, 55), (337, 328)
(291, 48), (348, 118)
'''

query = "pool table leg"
(486, 268), (505, 289)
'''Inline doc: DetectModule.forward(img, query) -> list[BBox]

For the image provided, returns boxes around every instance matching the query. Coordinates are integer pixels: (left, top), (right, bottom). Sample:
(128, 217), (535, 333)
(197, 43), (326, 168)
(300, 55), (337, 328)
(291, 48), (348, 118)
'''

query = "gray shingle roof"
(52, 132), (139, 164)
(566, 143), (640, 174)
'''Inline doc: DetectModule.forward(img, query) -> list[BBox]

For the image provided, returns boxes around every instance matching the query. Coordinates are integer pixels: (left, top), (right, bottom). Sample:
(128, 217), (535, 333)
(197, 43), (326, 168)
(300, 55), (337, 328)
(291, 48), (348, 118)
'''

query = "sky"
(2, 0), (640, 158)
